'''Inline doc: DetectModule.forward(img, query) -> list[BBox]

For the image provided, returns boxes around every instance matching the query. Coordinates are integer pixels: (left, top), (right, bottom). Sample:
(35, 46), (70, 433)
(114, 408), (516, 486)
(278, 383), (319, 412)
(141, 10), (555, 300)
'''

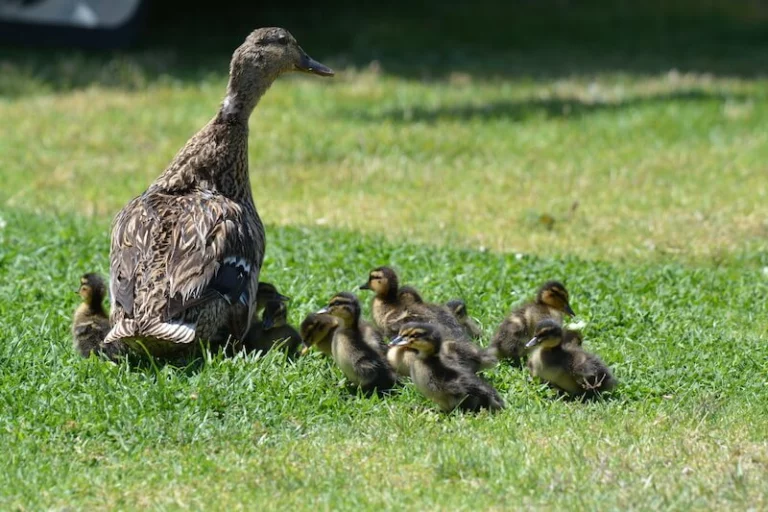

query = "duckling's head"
(359, 266), (399, 299)
(300, 312), (338, 348)
(398, 285), (424, 305)
(526, 319), (564, 349)
(317, 292), (361, 328)
(262, 299), (288, 330)
(390, 322), (442, 359)
(256, 282), (290, 311)
(536, 281), (575, 316)
(445, 299), (468, 319)
(77, 273), (107, 305)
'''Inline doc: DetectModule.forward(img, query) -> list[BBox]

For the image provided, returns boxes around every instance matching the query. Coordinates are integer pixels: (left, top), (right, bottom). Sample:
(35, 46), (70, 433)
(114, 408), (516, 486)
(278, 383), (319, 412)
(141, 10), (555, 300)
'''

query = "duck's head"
(536, 281), (575, 316)
(300, 312), (338, 349)
(359, 266), (399, 298)
(390, 322), (441, 359)
(317, 292), (361, 328)
(256, 282), (290, 311)
(262, 299), (288, 330)
(445, 299), (468, 320)
(233, 27), (333, 81)
(398, 285), (424, 306)
(526, 319), (563, 349)
(77, 273), (107, 305)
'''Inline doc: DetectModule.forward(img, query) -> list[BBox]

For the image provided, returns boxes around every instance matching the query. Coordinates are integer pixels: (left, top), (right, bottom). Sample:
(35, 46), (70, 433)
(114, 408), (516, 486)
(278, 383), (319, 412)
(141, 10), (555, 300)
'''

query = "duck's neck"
(149, 69), (275, 200)
(216, 70), (273, 125)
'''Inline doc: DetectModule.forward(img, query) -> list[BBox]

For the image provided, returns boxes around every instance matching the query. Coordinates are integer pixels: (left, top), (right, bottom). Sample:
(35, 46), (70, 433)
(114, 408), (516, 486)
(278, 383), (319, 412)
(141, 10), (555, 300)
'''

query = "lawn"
(1, 3), (768, 510)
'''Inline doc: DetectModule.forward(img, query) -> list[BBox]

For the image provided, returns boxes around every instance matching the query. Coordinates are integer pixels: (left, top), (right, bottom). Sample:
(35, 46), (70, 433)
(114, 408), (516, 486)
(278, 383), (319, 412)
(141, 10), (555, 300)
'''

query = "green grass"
(2, 3), (768, 509)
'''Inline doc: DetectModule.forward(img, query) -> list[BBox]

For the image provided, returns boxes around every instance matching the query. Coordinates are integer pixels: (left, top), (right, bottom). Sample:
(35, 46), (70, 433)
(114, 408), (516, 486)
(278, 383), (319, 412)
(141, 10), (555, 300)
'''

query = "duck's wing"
(109, 192), (264, 343)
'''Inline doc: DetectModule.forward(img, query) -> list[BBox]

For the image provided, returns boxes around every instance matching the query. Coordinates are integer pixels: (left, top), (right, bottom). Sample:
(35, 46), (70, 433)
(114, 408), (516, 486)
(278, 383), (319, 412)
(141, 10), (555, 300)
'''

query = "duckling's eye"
(277, 35), (288, 45)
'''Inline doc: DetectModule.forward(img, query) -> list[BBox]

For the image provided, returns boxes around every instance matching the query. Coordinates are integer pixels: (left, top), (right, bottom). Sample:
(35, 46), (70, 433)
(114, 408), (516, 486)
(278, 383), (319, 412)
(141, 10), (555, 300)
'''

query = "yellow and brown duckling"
(490, 280), (576, 365)
(105, 28), (333, 358)
(526, 319), (616, 397)
(398, 285), (424, 306)
(72, 273), (126, 361)
(243, 299), (302, 356)
(360, 266), (468, 341)
(446, 298), (483, 339)
(299, 312), (339, 356)
(318, 292), (396, 394)
(390, 323), (505, 413)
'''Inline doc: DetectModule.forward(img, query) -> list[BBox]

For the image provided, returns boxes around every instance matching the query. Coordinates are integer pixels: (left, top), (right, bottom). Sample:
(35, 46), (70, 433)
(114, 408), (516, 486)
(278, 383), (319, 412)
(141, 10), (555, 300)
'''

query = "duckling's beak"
(277, 293), (291, 302)
(525, 336), (540, 348)
(262, 317), (275, 330)
(316, 307), (330, 315)
(300, 346), (311, 355)
(296, 50), (335, 77)
(359, 282), (371, 290)
(564, 303), (575, 316)
(389, 335), (408, 347)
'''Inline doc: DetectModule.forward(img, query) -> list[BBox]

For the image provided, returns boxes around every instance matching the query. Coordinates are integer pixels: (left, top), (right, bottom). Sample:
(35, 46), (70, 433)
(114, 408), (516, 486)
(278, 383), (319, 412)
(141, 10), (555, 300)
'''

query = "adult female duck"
(105, 28), (333, 356)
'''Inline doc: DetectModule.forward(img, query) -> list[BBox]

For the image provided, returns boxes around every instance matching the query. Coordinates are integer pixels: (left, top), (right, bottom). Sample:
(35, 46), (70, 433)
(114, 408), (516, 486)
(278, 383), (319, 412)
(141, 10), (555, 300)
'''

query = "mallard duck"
(72, 273), (126, 360)
(299, 312), (339, 356)
(490, 280), (575, 365)
(526, 319), (616, 397)
(104, 28), (333, 357)
(390, 323), (504, 413)
(445, 298), (483, 339)
(318, 292), (396, 394)
(360, 266), (468, 341)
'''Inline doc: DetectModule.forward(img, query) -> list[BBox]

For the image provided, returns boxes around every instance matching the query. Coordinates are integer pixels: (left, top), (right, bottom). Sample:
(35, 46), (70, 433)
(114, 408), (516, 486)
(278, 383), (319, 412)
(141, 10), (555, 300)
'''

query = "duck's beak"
(316, 307), (330, 315)
(389, 335), (408, 347)
(525, 336), (540, 348)
(296, 50), (335, 77)
(564, 303), (575, 316)
(278, 293), (291, 302)
(300, 346), (311, 355)
(359, 282), (371, 290)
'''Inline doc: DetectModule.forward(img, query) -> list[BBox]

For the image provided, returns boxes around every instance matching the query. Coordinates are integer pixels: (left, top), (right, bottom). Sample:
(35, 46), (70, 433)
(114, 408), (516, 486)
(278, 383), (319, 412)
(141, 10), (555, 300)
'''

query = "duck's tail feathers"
(104, 320), (136, 345)
(104, 320), (196, 345)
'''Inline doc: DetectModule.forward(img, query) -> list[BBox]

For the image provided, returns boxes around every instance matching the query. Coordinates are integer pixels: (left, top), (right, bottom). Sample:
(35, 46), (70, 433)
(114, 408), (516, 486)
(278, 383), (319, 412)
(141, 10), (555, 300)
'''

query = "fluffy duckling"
(360, 266), (468, 341)
(490, 280), (576, 365)
(391, 323), (504, 413)
(318, 292), (396, 394)
(105, 28), (333, 358)
(446, 298), (483, 339)
(398, 285), (424, 306)
(72, 273), (126, 360)
(526, 319), (616, 397)
(243, 299), (302, 356)
(299, 312), (338, 356)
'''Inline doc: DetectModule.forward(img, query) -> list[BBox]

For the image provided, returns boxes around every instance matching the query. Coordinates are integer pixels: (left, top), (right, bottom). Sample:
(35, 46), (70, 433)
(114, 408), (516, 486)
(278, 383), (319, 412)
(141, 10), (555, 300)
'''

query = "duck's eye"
(277, 35), (288, 45)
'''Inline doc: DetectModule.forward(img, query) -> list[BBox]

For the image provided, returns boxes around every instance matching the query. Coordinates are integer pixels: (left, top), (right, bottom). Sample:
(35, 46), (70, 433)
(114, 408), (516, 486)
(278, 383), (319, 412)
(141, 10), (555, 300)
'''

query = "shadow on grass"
(1, 1), (767, 97)
(338, 90), (750, 123)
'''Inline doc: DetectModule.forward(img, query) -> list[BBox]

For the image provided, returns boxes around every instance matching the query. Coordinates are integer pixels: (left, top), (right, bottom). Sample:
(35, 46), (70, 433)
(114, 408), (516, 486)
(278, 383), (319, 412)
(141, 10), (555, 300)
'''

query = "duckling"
(72, 273), (126, 360)
(360, 266), (468, 341)
(242, 299), (302, 356)
(490, 280), (576, 365)
(526, 319), (616, 397)
(299, 312), (338, 356)
(391, 323), (504, 413)
(445, 298), (483, 339)
(398, 285), (424, 306)
(105, 28), (334, 358)
(318, 292), (396, 394)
